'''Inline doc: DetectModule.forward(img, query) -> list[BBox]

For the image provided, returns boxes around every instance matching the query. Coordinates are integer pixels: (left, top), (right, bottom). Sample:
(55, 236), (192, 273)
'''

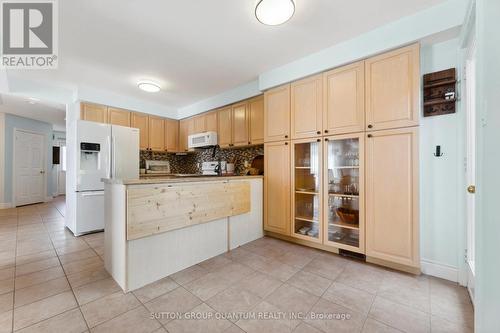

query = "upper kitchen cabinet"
(107, 107), (131, 127)
(232, 101), (249, 147)
(205, 111), (218, 132)
(179, 119), (189, 152)
(264, 141), (291, 236)
(131, 112), (149, 150)
(165, 119), (179, 152)
(291, 74), (323, 139)
(365, 43), (420, 131)
(264, 84), (290, 142)
(148, 116), (165, 151)
(365, 127), (419, 270)
(193, 115), (206, 134)
(81, 102), (107, 123)
(218, 106), (233, 148)
(248, 95), (264, 145)
(323, 61), (365, 135)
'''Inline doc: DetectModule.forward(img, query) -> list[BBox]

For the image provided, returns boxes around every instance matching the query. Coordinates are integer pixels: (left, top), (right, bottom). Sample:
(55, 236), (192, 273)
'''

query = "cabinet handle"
(368, 124), (373, 129)
(324, 130), (328, 133)
(316, 131), (321, 135)
(367, 134), (373, 138)
(285, 135), (288, 139)
(248, 141), (251, 144)
(325, 138), (329, 141)
(285, 142), (288, 145)
(316, 139), (321, 142)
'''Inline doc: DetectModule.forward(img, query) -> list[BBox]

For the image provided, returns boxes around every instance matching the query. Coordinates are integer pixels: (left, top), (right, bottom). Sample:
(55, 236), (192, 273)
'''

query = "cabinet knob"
(316, 131), (321, 135)
(325, 138), (329, 141)
(368, 124), (373, 129)
(324, 130), (329, 133)
(367, 134), (373, 138)
(285, 142), (288, 145)
(248, 141), (251, 144)
(284, 135), (288, 139)
(316, 139), (321, 142)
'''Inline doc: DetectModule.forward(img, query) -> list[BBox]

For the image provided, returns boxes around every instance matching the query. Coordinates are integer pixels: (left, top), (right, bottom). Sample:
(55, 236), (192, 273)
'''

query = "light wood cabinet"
(365, 43), (420, 131)
(131, 112), (149, 150)
(81, 103), (108, 123)
(205, 111), (218, 132)
(232, 102), (249, 147)
(148, 116), (165, 151)
(264, 141), (291, 235)
(217, 106), (233, 148)
(179, 119), (189, 152)
(165, 119), (179, 152)
(365, 127), (419, 269)
(291, 75), (323, 139)
(107, 107), (131, 127)
(249, 96), (264, 145)
(194, 115), (206, 134)
(323, 61), (365, 135)
(264, 84), (290, 142)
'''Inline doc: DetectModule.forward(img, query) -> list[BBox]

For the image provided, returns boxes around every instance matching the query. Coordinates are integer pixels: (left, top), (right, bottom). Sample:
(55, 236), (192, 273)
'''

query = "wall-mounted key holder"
(423, 68), (457, 117)
(434, 145), (444, 157)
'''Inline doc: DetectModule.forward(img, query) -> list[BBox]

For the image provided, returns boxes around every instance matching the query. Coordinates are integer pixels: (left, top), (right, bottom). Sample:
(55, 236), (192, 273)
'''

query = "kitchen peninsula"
(103, 175), (263, 292)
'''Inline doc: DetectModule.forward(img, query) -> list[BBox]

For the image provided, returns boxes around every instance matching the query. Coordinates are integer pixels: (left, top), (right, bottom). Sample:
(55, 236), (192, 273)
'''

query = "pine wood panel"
(80, 103), (108, 123)
(179, 119), (189, 152)
(194, 115), (206, 134)
(365, 127), (419, 268)
(126, 181), (251, 240)
(264, 141), (290, 235)
(249, 95), (264, 144)
(165, 119), (179, 152)
(107, 107), (131, 127)
(205, 111), (218, 132)
(264, 84), (290, 142)
(232, 102), (249, 147)
(131, 112), (149, 150)
(323, 61), (365, 135)
(365, 43), (420, 131)
(148, 116), (165, 151)
(291, 74), (323, 139)
(217, 106), (233, 148)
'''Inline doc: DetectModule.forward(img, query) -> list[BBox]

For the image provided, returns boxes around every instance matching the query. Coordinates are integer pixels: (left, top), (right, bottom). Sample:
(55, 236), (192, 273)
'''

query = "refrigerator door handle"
(107, 136), (112, 179)
(81, 191), (104, 197)
(112, 134), (116, 178)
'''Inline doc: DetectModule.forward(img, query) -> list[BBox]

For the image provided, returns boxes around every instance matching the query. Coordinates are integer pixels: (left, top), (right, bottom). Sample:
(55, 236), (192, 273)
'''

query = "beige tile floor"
(0, 197), (474, 333)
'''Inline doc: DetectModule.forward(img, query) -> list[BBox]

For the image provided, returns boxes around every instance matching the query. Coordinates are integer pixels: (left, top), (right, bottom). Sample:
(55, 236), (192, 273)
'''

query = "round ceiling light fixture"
(255, 0), (295, 26)
(137, 80), (161, 93)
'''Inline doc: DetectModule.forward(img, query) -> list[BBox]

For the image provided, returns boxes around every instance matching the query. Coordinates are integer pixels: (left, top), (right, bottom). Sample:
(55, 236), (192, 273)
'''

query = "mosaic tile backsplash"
(140, 145), (264, 175)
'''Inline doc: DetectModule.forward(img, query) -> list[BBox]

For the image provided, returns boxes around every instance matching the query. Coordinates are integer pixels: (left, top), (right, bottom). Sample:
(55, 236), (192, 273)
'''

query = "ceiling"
(0, 94), (66, 131)
(8, 0), (447, 110)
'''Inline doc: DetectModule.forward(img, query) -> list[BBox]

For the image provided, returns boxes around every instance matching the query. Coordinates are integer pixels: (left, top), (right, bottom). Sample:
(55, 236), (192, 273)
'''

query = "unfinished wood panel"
(131, 112), (149, 150)
(365, 43), (420, 131)
(165, 119), (179, 152)
(218, 106), (233, 148)
(365, 127), (419, 268)
(81, 103), (108, 123)
(249, 95), (264, 144)
(264, 84), (290, 142)
(148, 116), (165, 151)
(179, 119), (189, 152)
(127, 181), (251, 240)
(323, 61), (365, 135)
(232, 102), (249, 147)
(291, 74), (323, 139)
(194, 115), (206, 134)
(264, 141), (290, 235)
(205, 111), (218, 132)
(107, 107), (131, 127)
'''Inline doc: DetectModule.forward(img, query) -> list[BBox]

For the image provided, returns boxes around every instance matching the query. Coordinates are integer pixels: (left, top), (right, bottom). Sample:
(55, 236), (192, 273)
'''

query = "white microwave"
(188, 131), (218, 148)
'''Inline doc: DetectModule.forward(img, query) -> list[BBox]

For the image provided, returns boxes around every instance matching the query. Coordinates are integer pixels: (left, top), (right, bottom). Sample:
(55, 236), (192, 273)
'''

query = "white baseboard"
(421, 259), (459, 283)
(0, 202), (13, 209)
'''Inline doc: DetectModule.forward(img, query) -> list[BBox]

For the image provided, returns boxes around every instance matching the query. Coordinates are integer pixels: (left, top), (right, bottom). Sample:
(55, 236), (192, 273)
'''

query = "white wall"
(0, 113), (5, 208)
(420, 38), (466, 283)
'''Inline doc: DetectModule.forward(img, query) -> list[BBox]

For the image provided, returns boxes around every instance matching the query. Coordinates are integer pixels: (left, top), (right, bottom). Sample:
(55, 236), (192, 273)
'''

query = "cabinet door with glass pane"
(291, 138), (322, 243)
(323, 133), (364, 253)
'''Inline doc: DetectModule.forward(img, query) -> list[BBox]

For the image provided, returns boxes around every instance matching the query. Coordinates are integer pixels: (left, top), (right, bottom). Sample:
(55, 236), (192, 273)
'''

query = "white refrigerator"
(66, 120), (139, 236)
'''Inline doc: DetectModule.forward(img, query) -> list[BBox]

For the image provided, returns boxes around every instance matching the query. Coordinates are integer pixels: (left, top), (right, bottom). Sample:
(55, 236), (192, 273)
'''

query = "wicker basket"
(336, 207), (359, 225)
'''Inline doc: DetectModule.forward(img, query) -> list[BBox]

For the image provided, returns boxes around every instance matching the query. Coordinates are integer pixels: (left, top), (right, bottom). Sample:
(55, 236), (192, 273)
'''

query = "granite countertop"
(102, 174), (263, 185)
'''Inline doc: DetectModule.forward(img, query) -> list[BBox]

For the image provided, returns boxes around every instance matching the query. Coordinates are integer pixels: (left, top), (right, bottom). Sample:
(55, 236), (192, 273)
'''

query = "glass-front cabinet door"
(323, 133), (364, 253)
(292, 138), (322, 242)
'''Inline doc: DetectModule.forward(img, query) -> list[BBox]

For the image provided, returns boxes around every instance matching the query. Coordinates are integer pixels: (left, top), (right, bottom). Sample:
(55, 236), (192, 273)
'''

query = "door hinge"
(464, 249), (468, 263)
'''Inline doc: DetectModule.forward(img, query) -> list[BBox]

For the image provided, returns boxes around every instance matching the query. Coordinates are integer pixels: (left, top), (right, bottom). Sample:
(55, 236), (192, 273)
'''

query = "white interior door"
(58, 142), (66, 195)
(15, 130), (46, 206)
(465, 39), (477, 302)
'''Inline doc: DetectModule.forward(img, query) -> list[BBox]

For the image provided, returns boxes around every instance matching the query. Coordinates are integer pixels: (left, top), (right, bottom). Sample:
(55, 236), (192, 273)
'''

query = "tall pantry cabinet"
(263, 43), (420, 273)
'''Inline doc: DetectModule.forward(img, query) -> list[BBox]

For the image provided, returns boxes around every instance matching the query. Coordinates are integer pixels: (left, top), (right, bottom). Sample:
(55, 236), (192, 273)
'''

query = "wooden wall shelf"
(423, 68), (457, 117)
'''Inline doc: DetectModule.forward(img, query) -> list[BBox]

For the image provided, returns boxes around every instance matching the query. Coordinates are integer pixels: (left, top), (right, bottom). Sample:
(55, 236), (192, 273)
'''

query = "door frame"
(12, 128), (47, 207)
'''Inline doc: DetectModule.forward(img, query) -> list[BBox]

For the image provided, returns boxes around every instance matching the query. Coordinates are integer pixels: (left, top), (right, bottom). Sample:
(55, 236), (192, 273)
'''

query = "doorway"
(13, 129), (46, 206)
(464, 38), (477, 302)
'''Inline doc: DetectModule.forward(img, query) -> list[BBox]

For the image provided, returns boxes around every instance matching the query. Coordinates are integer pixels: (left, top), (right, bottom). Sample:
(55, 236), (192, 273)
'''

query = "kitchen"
(0, 0), (498, 332)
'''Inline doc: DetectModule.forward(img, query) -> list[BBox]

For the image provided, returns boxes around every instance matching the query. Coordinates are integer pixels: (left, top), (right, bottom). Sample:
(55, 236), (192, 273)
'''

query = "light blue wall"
(4, 114), (54, 203)
(420, 38), (465, 279)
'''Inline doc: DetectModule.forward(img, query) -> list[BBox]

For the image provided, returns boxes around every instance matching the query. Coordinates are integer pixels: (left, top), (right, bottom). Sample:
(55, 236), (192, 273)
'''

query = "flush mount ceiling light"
(137, 80), (161, 93)
(255, 0), (295, 26)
